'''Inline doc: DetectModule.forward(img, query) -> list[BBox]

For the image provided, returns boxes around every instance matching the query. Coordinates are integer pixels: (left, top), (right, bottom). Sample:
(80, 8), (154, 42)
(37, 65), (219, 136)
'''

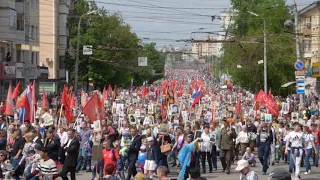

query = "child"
(83, 137), (93, 172)
(144, 137), (158, 179)
(119, 132), (131, 170)
(138, 136), (147, 174)
(242, 147), (256, 167)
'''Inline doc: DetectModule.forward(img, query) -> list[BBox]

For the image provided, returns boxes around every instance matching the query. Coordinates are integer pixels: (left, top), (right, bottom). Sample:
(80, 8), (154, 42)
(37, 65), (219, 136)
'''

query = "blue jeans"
(92, 162), (97, 179)
(287, 150), (295, 171)
(305, 148), (312, 172)
(76, 156), (83, 172)
(258, 142), (270, 173)
(314, 145), (320, 165)
(11, 156), (22, 180)
(83, 155), (92, 170)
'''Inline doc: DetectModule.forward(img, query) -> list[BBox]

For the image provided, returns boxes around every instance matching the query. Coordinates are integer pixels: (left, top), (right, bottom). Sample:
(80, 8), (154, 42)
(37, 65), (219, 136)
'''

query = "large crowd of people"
(0, 69), (319, 180)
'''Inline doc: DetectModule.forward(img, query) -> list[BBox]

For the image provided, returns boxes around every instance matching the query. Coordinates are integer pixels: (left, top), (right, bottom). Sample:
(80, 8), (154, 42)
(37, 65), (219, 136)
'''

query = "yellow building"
(298, 2), (320, 94)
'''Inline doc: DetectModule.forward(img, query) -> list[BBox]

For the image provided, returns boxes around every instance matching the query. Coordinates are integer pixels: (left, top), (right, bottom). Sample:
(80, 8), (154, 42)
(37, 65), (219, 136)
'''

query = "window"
(10, 9), (16, 28)
(36, 52), (39, 65)
(305, 17), (311, 29)
(31, 52), (35, 64)
(16, 14), (24, 31)
(30, 26), (35, 39)
(31, 0), (35, 9)
(16, 50), (21, 62)
(35, 26), (38, 39)
(304, 40), (311, 53)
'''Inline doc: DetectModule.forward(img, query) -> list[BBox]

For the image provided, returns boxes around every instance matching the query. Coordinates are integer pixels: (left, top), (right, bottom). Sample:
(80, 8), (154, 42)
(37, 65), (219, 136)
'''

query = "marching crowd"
(0, 69), (319, 180)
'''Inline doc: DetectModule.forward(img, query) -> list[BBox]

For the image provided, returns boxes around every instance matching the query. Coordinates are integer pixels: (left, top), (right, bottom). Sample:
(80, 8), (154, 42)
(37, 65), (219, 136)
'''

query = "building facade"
(217, 9), (235, 58)
(39, 0), (69, 93)
(192, 35), (219, 58)
(0, 0), (40, 99)
(298, 2), (320, 95)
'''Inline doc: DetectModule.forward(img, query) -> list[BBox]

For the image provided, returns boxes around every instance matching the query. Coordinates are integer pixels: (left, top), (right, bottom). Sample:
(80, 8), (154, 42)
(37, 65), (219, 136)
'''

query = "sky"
(95, 0), (315, 47)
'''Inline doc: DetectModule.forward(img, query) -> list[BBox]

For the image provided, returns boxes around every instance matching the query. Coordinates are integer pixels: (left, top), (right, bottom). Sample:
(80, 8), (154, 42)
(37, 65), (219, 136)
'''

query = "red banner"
(256, 90), (279, 117)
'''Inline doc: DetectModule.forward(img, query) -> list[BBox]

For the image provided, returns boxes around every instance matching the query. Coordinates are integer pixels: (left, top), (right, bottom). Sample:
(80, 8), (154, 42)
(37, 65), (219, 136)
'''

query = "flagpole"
(22, 108), (25, 124)
(73, 111), (82, 129)
(58, 105), (64, 128)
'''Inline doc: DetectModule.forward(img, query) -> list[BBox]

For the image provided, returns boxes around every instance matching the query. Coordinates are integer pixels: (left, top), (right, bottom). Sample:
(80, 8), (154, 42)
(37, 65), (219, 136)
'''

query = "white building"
(192, 36), (219, 58)
(0, 0), (40, 99)
(217, 9), (236, 58)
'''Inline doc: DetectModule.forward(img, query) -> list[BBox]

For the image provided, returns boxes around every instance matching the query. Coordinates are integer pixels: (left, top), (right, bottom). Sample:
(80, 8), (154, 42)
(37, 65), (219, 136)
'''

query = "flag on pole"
(30, 80), (37, 123)
(191, 89), (201, 107)
(61, 85), (74, 123)
(235, 100), (241, 114)
(70, 94), (75, 109)
(82, 93), (101, 122)
(41, 89), (49, 114)
(5, 82), (14, 116)
(12, 81), (20, 99)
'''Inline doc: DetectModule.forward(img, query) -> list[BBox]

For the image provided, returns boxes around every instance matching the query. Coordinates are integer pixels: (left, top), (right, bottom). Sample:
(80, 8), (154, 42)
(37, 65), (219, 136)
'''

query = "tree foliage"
(222, 0), (296, 95)
(65, 0), (164, 89)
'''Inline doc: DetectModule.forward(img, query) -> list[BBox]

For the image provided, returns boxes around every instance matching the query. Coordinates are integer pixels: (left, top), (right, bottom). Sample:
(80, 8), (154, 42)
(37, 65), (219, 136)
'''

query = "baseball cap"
(268, 168), (291, 180)
(235, 160), (249, 171)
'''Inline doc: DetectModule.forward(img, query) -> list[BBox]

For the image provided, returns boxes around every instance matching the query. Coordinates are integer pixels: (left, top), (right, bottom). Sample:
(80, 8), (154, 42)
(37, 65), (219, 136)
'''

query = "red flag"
(82, 93), (101, 122)
(81, 90), (87, 108)
(161, 101), (166, 119)
(235, 100), (241, 114)
(61, 85), (74, 123)
(142, 86), (148, 99)
(178, 86), (183, 97)
(256, 89), (279, 117)
(16, 87), (28, 108)
(41, 89), (49, 114)
(107, 84), (112, 97)
(30, 80), (37, 123)
(12, 81), (20, 99)
(5, 82), (14, 116)
(70, 94), (75, 109)
(102, 85), (108, 101)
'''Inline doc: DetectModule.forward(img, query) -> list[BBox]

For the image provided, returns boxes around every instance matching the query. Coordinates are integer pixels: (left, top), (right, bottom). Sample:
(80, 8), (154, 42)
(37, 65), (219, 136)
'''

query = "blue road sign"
(294, 60), (304, 71)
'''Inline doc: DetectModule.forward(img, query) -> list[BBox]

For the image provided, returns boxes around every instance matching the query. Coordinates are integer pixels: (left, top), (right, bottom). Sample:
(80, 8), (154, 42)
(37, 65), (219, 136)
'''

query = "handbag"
(160, 136), (171, 154)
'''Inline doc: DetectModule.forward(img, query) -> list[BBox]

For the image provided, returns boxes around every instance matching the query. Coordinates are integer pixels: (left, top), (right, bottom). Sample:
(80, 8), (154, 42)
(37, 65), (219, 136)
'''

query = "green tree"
(65, 0), (164, 89)
(222, 0), (296, 94)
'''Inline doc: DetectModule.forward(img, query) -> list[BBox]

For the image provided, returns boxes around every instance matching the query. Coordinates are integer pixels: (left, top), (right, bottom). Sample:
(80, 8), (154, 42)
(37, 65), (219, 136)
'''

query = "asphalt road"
(58, 159), (320, 180)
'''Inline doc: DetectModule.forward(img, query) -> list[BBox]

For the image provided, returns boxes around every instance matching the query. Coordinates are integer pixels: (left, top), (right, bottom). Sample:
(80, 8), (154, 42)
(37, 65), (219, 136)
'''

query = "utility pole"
(294, 0), (303, 105)
(263, 19), (267, 93)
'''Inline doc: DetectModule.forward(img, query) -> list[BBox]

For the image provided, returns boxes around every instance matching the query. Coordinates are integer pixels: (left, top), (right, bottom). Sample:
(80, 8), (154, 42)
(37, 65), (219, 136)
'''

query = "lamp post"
(248, 11), (267, 93)
(74, 11), (96, 92)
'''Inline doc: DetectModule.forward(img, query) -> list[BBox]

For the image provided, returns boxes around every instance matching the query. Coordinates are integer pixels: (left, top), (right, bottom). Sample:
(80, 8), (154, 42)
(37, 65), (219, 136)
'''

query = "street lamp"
(74, 11), (96, 92)
(247, 11), (267, 93)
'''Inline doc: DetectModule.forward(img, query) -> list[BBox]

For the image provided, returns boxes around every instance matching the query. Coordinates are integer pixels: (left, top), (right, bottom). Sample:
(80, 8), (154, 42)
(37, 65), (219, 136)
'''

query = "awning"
(281, 81), (313, 88)
(281, 82), (295, 88)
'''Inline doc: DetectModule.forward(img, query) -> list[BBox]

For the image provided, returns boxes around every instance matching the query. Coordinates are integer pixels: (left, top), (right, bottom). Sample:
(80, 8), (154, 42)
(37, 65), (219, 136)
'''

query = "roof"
(299, 2), (319, 16)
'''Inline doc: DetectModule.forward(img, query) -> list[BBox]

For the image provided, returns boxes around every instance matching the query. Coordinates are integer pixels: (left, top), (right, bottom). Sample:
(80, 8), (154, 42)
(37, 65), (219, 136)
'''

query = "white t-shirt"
(240, 171), (259, 180)
(288, 131), (304, 148)
(304, 133), (314, 149)
(284, 134), (291, 150)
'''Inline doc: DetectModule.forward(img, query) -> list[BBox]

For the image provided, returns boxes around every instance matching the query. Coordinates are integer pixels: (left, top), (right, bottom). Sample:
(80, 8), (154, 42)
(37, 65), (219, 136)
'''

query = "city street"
(64, 159), (320, 180)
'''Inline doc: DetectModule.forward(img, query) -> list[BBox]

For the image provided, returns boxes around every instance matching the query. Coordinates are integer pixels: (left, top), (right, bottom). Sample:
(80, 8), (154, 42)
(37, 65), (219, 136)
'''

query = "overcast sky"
(96, 0), (315, 47)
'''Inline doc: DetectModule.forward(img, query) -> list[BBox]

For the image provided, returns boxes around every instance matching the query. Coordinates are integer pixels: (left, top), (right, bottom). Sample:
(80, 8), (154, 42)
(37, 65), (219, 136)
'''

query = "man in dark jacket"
(126, 126), (141, 180)
(61, 128), (80, 180)
(44, 128), (60, 162)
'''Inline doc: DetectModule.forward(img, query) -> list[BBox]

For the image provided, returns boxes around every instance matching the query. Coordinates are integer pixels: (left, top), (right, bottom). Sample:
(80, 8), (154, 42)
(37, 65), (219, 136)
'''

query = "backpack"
(111, 149), (124, 171)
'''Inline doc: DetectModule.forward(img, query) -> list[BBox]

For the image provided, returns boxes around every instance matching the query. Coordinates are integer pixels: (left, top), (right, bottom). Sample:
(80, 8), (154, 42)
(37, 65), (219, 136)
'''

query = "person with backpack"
(102, 140), (120, 175)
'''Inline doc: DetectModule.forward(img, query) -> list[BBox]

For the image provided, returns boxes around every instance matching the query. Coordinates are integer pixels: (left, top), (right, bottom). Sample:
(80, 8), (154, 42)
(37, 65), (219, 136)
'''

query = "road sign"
(83, 45), (93, 55)
(294, 60), (304, 71)
(138, 57), (148, 66)
(295, 75), (305, 94)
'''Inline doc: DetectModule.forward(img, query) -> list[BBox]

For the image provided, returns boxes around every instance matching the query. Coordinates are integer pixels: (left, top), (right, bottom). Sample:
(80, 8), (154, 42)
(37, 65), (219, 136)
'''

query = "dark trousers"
(258, 142), (270, 173)
(211, 146), (218, 169)
(194, 152), (201, 169)
(220, 149), (232, 171)
(201, 151), (212, 172)
(126, 159), (137, 180)
(61, 166), (76, 180)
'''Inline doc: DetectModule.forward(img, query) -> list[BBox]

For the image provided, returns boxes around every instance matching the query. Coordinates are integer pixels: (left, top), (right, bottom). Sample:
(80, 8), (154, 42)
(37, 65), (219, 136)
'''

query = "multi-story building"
(39, 0), (69, 93)
(0, 0), (40, 99)
(217, 9), (236, 58)
(192, 35), (219, 58)
(298, 2), (320, 95)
